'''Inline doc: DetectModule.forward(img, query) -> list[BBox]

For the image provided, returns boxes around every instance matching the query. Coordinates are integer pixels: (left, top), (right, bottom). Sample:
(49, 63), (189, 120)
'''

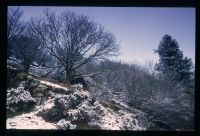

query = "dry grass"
(37, 76), (72, 89)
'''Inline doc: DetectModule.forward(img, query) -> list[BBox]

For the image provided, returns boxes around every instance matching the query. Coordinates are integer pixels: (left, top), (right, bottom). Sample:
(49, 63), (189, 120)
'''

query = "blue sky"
(11, 6), (195, 65)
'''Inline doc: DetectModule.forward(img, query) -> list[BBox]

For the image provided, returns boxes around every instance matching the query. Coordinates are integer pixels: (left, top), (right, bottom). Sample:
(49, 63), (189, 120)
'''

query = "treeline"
(7, 7), (194, 85)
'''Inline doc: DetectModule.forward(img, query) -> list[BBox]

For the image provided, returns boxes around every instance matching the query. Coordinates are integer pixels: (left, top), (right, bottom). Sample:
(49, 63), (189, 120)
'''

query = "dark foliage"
(154, 35), (194, 85)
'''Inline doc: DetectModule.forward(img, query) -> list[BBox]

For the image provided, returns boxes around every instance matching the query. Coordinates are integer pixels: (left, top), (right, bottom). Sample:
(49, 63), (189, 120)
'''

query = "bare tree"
(7, 7), (25, 39)
(7, 7), (26, 57)
(29, 9), (120, 83)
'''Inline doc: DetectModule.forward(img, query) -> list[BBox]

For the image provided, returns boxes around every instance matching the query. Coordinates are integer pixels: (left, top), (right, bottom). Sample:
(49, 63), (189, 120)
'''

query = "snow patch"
(39, 80), (68, 91)
(7, 113), (56, 129)
(7, 97), (56, 129)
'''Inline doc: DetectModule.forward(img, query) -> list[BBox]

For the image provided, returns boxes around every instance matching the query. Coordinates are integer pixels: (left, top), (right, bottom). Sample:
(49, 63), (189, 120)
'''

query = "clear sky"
(11, 6), (195, 65)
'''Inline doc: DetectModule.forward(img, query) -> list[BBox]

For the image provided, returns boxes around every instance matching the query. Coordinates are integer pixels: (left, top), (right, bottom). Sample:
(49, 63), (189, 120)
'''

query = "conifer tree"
(155, 35), (193, 84)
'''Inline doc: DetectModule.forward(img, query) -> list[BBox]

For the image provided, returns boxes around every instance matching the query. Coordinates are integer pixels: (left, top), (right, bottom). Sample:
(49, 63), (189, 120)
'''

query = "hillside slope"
(7, 66), (148, 130)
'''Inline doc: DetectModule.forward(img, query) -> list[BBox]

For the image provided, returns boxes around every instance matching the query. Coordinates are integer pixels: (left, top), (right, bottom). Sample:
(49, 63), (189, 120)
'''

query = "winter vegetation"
(6, 7), (195, 130)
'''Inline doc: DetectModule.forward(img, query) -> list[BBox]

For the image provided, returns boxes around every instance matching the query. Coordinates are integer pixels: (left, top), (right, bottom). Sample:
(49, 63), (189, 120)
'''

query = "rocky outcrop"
(16, 77), (72, 106)
(56, 119), (76, 129)
(7, 73), (146, 130)
(7, 83), (36, 117)
(67, 99), (144, 130)
(38, 84), (89, 122)
(53, 84), (88, 110)
(37, 83), (145, 130)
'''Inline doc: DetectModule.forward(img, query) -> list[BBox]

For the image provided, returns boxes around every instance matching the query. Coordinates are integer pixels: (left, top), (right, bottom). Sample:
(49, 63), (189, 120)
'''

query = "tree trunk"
(22, 60), (31, 73)
(65, 67), (73, 84)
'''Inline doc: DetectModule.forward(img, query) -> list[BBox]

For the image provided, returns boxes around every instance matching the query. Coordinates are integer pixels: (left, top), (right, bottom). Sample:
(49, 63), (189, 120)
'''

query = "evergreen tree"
(155, 35), (193, 84)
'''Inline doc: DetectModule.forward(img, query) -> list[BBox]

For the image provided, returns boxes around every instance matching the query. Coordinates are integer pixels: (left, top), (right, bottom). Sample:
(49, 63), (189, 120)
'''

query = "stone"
(38, 85), (90, 122)
(39, 107), (64, 122)
(56, 119), (76, 129)
(54, 95), (68, 110)
(7, 86), (36, 116)
(71, 84), (83, 92)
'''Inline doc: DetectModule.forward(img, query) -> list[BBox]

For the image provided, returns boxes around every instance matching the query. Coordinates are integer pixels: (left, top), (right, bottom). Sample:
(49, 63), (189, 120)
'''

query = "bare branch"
(29, 9), (120, 83)
(7, 7), (26, 40)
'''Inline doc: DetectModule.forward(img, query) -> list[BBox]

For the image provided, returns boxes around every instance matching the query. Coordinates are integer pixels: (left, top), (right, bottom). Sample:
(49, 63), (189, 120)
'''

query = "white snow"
(7, 73), (145, 130)
(67, 99), (145, 130)
(7, 99), (56, 129)
(39, 80), (68, 91)
(7, 113), (56, 129)
(99, 107), (144, 130)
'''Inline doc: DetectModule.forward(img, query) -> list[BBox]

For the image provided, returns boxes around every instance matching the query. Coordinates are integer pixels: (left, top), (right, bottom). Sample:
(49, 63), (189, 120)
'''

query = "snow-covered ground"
(7, 99), (56, 129)
(93, 101), (143, 130)
(7, 81), (145, 130)
(7, 113), (56, 129)
(6, 60), (146, 130)
(39, 80), (68, 91)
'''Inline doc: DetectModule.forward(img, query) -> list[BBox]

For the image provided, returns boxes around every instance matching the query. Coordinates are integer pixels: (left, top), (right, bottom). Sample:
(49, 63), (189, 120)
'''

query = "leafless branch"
(29, 9), (120, 83)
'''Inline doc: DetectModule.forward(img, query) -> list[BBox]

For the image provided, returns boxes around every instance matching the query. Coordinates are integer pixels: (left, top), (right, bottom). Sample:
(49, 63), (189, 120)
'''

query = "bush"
(87, 60), (194, 130)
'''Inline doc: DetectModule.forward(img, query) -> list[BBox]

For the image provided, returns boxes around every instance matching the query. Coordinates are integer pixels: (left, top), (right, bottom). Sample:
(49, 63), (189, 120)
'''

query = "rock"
(7, 86), (36, 117)
(6, 72), (146, 130)
(54, 87), (89, 110)
(31, 84), (49, 105)
(40, 107), (64, 122)
(69, 91), (89, 108)
(32, 84), (48, 95)
(67, 100), (105, 124)
(38, 97), (68, 122)
(70, 108), (90, 123)
(56, 119), (76, 129)
(38, 85), (90, 122)
(67, 99), (145, 130)
(88, 98), (95, 106)
(37, 95), (68, 122)
(54, 95), (68, 110)
(23, 79), (40, 94)
(35, 96), (42, 105)
(71, 84), (83, 92)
